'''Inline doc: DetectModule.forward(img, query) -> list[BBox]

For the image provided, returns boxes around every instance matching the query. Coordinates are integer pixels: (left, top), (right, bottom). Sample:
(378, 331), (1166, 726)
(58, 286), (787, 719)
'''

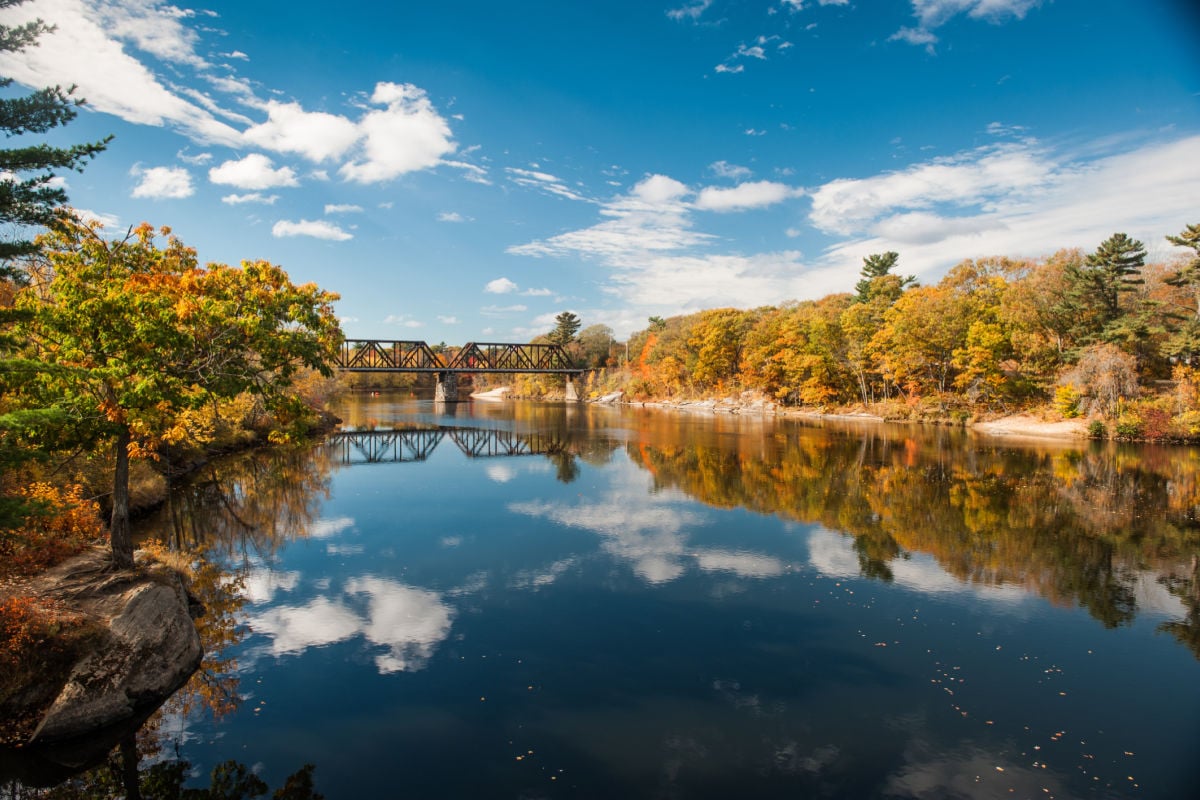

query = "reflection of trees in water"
(142, 445), (335, 563)
(626, 418), (1200, 655)
(1, 725), (322, 799)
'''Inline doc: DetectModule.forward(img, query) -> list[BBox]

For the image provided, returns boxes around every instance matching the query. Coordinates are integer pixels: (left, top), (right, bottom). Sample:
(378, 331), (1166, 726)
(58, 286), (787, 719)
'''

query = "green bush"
(1114, 413), (1142, 439)
(1087, 419), (1107, 439)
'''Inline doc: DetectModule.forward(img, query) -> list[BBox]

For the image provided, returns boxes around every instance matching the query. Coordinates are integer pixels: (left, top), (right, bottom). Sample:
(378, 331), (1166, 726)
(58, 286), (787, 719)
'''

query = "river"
(26, 393), (1200, 798)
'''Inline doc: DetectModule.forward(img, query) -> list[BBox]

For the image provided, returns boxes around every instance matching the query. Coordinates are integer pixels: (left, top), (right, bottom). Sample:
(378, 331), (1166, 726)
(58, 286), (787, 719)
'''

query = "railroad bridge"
(334, 339), (582, 401)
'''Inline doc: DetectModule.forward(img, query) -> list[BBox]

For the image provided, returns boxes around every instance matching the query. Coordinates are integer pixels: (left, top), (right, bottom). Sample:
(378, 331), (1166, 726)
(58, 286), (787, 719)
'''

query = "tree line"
(600, 226), (1200, 439)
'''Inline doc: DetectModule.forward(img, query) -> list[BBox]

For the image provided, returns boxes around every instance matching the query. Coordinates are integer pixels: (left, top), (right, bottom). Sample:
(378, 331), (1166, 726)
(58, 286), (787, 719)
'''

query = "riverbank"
(582, 389), (1090, 441)
(0, 547), (201, 747)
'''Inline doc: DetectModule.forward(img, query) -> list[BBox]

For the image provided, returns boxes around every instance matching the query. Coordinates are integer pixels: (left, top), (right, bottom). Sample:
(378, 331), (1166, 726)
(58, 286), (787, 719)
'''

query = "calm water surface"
(142, 395), (1200, 797)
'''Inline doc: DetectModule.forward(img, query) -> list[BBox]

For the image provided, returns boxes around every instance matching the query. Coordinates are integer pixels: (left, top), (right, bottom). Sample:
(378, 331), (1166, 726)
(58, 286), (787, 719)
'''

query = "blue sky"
(1, 0), (1198, 342)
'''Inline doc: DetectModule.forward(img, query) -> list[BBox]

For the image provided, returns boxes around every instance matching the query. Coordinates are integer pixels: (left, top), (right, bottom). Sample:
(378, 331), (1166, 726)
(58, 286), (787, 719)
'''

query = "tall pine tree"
(0, 0), (109, 528)
(0, 0), (110, 280)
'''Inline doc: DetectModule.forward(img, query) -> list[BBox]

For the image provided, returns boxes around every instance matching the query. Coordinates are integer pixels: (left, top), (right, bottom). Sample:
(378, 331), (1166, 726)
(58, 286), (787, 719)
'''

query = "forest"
(539, 226), (1200, 442)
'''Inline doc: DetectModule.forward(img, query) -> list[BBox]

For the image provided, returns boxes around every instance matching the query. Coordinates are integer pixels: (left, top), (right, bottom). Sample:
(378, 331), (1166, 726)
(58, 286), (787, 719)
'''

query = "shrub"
(1054, 384), (1081, 418)
(1087, 419), (1107, 439)
(1115, 413), (1142, 439)
(0, 483), (104, 578)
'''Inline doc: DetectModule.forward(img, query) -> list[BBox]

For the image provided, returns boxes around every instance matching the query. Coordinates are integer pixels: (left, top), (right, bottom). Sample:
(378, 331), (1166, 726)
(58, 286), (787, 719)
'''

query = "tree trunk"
(120, 733), (142, 800)
(110, 424), (135, 569)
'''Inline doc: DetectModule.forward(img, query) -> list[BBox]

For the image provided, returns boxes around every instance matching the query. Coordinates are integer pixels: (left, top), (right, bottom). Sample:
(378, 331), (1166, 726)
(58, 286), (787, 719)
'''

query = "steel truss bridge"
(334, 340), (579, 374)
(323, 427), (571, 466)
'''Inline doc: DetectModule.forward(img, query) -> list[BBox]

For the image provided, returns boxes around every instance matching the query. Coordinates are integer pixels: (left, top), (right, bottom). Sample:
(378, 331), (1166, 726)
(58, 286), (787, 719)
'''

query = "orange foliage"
(0, 483), (105, 578)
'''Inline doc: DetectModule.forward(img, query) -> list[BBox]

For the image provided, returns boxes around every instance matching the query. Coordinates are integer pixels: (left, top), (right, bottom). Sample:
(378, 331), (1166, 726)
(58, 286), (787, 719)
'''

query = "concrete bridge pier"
(564, 374), (580, 403)
(434, 372), (459, 402)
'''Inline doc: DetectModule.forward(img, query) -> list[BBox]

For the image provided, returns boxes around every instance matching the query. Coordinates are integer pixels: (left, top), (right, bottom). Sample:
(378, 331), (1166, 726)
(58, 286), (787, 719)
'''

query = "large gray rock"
(24, 549), (203, 744)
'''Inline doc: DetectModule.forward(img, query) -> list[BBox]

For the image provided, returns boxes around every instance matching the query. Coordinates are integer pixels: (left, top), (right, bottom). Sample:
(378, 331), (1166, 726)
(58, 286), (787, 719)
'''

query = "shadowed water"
(32, 393), (1200, 799)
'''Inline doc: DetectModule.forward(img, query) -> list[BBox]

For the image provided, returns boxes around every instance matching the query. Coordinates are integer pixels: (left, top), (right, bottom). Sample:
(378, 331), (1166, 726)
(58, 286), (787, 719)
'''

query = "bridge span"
(334, 339), (582, 401)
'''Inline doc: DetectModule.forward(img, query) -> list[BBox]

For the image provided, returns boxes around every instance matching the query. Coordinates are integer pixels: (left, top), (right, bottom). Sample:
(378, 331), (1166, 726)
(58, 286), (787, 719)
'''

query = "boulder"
(21, 548), (203, 745)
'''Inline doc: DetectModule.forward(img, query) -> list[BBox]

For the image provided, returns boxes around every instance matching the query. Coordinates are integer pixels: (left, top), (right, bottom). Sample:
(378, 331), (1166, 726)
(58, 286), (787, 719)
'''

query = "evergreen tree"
(548, 311), (581, 346)
(1163, 223), (1200, 361)
(1067, 232), (1146, 339)
(0, 1), (109, 529)
(0, 0), (110, 279)
(853, 251), (914, 303)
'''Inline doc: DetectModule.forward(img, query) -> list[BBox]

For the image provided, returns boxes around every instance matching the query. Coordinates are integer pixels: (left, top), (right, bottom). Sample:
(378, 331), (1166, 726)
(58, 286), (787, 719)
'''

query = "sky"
(0, 0), (1198, 343)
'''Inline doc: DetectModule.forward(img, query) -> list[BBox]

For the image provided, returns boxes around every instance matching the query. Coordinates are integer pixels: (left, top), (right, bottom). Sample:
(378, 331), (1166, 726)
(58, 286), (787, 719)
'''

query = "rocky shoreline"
(1, 547), (202, 750)
(587, 390), (1088, 440)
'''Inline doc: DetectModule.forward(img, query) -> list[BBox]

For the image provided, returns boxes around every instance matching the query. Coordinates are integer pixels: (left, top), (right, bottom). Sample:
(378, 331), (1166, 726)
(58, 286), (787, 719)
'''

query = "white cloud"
(438, 211), (466, 222)
(209, 153), (300, 190)
(0, 1), (466, 190)
(816, 134), (1200, 284)
(339, 82), (457, 184)
(481, 304), (527, 315)
(437, 315), (460, 324)
(272, 219), (353, 241)
(667, 0), (713, 22)
(221, 192), (279, 205)
(695, 180), (803, 212)
(709, 160), (753, 180)
(243, 100), (361, 162)
(889, 26), (939, 50)
(130, 165), (193, 199)
(807, 142), (1055, 236)
(0, 0), (242, 145)
(383, 314), (423, 328)
(522, 287), (553, 297)
(324, 203), (363, 214)
(893, 0), (1042, 50)
(509, 174), (711, 262)
(715, 63), (745, 74)
(911, 0), (1041, 28)
(485, 277), (519, 294)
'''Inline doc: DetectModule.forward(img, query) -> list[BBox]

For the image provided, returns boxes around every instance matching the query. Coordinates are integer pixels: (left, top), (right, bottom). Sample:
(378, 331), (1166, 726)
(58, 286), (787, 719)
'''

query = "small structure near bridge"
(333, 340), (582, 401)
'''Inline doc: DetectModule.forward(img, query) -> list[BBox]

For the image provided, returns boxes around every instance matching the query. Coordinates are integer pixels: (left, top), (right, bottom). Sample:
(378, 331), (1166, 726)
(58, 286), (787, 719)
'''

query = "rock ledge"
(18, 547), (203, 745)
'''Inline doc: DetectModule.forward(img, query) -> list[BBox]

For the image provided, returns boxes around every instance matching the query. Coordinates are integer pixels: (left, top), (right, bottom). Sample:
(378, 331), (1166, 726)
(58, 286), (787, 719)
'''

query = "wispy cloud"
(892, 0), (1043, 52)
(272, 219), (353, 241)
(506, 167), (590, 202)
(221, 192), (279, 205)
(508, 134), (1200, 335)
(709, 160), (753, 180)
(666, 0), (713, 22)
(324, 203), (363, 214)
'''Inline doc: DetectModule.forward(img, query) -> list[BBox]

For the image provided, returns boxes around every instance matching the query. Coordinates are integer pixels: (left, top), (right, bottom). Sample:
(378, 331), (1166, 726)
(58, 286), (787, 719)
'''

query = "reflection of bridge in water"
(324, 427), (570, 465)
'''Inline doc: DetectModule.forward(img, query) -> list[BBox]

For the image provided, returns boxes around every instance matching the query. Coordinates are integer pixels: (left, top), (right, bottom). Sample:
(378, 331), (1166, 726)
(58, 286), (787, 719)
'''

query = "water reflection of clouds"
(509, 461), (786, 585)
(242, 568), (301, 604)
(807, 528), (1031, 604)
(245, 574), (454, 674)
(308, 515), (356, 539)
